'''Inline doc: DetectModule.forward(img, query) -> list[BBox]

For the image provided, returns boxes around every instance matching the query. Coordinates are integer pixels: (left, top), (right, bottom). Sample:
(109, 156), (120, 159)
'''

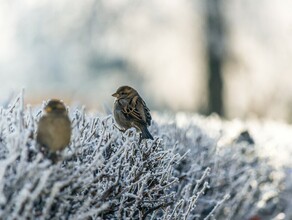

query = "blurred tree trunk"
(205, 0), (225, 116)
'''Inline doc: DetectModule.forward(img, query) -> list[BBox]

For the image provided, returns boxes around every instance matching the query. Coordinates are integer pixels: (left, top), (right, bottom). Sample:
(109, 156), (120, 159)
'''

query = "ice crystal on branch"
(0, 94), (286, 219)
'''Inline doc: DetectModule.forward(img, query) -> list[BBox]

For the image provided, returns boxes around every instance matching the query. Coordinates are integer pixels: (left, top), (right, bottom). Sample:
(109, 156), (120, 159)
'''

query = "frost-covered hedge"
(0, 94), (284, 219)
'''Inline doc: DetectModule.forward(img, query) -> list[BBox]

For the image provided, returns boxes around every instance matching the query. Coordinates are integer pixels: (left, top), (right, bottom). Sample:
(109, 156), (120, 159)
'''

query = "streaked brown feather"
(113, 85), (153, 140)
(121, 95), (151, 125)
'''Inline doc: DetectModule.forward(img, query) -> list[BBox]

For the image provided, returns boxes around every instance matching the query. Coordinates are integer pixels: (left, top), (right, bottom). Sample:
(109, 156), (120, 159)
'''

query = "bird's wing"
(36, 116), (51, 146)
(140, 98), (152, 126)
(121, 95), (151, 125)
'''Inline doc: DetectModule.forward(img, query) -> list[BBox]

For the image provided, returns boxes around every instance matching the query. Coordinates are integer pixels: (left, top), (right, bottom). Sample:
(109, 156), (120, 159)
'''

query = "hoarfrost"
(0, 95), (289, 219)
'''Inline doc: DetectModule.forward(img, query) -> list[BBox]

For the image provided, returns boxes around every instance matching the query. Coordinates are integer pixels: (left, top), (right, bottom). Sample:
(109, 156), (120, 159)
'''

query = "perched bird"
(112, 86), (154, 140)
(36, 99), (71, 160)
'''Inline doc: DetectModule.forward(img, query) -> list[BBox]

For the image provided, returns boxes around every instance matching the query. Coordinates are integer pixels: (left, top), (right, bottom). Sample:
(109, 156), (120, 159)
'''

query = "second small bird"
(112, 86), (154, 140)
(36, 99), (71, 160)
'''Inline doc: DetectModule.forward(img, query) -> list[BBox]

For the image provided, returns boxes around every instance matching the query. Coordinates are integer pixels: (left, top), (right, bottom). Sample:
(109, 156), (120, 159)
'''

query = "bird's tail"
(141, 126), (154, 140)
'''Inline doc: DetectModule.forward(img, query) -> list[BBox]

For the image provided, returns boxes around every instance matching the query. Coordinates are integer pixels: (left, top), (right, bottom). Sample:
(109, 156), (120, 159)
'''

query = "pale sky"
(1, 0), (292, 120)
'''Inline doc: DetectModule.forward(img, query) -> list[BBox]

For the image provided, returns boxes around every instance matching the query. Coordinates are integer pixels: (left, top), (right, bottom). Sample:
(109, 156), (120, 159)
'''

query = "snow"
(0, 94), (291, 219)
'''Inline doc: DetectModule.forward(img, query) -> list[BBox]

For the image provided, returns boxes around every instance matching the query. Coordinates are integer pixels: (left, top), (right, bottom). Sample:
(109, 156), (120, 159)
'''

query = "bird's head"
(44, 99), (67, 114)
(112, 86), (138, 100)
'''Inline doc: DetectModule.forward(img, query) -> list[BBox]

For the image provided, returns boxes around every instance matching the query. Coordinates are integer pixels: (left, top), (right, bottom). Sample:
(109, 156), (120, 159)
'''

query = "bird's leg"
(48, 152), (60, 164)
(39, 144), (49, 156)
(138, 133), (142, 145)
(114, 124), (125, 132)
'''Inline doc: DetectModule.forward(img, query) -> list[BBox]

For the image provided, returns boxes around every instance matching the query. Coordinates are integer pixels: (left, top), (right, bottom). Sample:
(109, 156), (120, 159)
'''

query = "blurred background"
(1, 0), (292, 121)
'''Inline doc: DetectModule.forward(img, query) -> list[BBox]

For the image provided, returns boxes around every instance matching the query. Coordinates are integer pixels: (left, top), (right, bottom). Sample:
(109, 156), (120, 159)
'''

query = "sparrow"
(112, 86), (154, 140)
(36, 99), (71, 159)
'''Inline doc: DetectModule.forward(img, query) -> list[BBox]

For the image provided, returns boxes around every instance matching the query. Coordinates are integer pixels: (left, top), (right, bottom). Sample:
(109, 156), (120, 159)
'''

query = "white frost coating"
(0, 93), (290, 219)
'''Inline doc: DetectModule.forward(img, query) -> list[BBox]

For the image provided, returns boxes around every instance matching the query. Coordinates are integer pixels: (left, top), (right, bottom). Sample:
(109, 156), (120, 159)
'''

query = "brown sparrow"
(112, 86), (154, 140)
(36, 99), (71, 158)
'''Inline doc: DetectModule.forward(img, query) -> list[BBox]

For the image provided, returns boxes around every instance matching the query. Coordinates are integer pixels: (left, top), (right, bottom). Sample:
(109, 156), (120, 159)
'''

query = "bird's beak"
(112, 92), (119, 98)
(45, 106), (52, 113)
